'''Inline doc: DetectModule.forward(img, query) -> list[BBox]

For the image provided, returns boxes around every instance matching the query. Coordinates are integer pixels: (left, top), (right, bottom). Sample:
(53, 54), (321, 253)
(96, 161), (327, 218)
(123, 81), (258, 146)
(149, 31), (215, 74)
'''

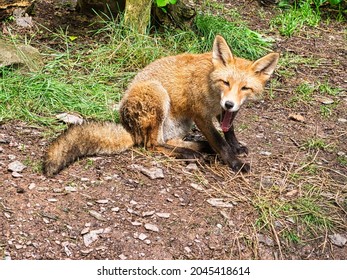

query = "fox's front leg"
(195, 117), (250, 173)
(224, 124), (249, 155)
(221, 111), (248, 155)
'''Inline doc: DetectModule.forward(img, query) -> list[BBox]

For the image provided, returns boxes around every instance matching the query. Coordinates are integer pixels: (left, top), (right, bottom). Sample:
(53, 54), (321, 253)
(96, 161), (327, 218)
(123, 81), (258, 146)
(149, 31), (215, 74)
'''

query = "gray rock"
(156, 212), (171, 219)
(190, 183), (204, 191)
(56, 113), (83, 125)
(186, 163), (198, 171)
(329, 234), (347, 247)
(96, 199), (109, 204)
(65, 186), (77, 192)
(0, 39), (42, 72)
(207, 198), (234, 208)
(258, 234), (274, 246)
(11, 171), (23, 178)
(260, 151), (272, 156)
(89, 210), (106, 221)
(8, 161), (26, 172)
(144, 223), (159, 232)
(130, 164), (164, 179)
(142, 210), (155, 217)
(138, 233), (148, 241)
(317, 96), (334, 105)
(83, 229), (104, 247)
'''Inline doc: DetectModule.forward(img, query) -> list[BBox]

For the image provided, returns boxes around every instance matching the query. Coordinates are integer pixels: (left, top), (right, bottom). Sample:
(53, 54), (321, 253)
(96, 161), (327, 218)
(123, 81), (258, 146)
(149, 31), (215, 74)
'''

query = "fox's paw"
(230, 159), (250, 173)
(231, 143), (248, 155)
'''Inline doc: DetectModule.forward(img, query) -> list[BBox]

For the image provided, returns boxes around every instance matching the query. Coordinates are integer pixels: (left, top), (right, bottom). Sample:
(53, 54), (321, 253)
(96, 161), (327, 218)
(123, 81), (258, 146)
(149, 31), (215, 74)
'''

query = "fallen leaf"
(317, 96), (334, 105)
(56, 113), (83, 125)
(288, 113), (305, 122)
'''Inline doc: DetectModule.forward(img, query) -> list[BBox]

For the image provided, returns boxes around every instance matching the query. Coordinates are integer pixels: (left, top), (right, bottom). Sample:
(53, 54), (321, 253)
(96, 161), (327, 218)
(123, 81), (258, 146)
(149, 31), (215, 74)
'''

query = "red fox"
(43, 35), (279, 176)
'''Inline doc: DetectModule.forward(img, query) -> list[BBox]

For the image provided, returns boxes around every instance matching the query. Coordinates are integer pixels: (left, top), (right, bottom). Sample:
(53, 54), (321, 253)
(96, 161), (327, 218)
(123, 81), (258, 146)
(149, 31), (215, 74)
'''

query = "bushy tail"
(43, 122), (134, 177)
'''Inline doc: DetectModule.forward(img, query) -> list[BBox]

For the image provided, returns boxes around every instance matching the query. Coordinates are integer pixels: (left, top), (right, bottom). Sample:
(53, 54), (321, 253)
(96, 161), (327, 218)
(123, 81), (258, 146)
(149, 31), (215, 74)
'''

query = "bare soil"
(1, 0), (346, 260)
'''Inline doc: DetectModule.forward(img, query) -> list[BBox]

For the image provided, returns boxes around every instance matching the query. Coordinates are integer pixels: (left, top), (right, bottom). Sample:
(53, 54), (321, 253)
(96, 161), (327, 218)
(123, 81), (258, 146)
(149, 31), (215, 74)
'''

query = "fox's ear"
(251, 53), (279, 79)
(212, 35), (234, 66)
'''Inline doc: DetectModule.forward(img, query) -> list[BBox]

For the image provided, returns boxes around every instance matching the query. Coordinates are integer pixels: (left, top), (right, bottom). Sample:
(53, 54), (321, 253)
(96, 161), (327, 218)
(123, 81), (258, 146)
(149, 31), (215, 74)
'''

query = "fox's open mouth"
(221, 110), (235, 132)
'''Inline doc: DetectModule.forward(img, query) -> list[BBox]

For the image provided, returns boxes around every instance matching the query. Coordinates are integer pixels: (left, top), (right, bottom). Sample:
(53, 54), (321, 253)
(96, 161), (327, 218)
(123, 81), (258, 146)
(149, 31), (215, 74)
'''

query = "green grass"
(0, 19), (194, 126)
(0, 11), (275, 127)
(271, 1), (321, 36)
(302, 137), (331, 151)
(288, 80), (341, 111)
(317, 80), (342, 96)
(289, 82), (315, 105)
(276, 52), (322, 80)
(337, 155), (347, 166)
(195, 14), (274, 60)
(254, 183), (335, 246)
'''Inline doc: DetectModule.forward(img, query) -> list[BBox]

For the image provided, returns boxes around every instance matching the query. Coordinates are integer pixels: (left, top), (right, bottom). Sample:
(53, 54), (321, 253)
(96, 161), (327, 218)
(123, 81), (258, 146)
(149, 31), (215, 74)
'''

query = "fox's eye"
(222, 80), (230, 87)
(241, 86), (251, 91)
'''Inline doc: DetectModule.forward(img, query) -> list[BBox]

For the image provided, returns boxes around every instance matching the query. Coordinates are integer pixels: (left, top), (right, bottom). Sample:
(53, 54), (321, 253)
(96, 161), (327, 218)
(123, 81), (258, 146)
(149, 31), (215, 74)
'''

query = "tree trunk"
(153, 0), (196, 30)
(124, 0), (152, 34)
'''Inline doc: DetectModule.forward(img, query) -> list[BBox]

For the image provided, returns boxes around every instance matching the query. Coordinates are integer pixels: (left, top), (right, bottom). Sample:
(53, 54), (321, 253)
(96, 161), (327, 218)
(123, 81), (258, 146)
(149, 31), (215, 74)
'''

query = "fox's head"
(210, 35), (279, 116)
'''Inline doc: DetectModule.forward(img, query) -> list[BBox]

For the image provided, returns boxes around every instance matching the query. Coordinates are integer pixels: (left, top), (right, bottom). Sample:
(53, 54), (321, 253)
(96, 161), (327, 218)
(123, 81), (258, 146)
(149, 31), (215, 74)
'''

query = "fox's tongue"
(221, 111), (233, 132)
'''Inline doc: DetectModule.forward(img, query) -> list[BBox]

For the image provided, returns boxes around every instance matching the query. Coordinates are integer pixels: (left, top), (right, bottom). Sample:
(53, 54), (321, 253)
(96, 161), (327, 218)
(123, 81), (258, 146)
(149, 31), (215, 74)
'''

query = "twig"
(320, 167), (347, 179)
(294, 150), (319, 174)
(289, 137), (301, 148)
(270, 218), (283, 260)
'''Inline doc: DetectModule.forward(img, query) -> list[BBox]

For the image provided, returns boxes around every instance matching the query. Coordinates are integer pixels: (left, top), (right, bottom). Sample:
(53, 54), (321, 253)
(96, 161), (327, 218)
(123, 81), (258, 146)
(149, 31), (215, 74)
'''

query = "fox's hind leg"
(120, 81), (169, 148)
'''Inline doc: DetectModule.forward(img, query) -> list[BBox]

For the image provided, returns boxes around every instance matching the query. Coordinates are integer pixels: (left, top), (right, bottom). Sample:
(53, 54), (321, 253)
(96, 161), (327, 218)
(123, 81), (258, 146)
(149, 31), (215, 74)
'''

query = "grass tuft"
(271, 1), (321, 36)
(195, 14), (274, 60)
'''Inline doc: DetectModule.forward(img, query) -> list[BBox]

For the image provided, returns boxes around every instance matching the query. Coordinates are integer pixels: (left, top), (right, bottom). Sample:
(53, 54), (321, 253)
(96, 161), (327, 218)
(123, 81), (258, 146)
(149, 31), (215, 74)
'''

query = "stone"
(0, 39), (42, 72)
(65, 186), (77, 192)
(56, 113), (83, 125)
(156, 212), (170, 219)
(190, 183), (204, 191)
(83, 229), (104, 247)
(96, 199), (109, 204)
(130, 164), (164, 179)
(8, 161), (26, 172)
(142, 210), (155, 217)
(144, 223), (159, 232)
(329, 234), (347, 247)
(207, 198), (234, 208)
(12, 171), (23, 178)
(258, 234), (274, 246)
(260, 151), (272, 156)
(138, 233), (148, 241)
(89, 210), (106, 221)
(317, 96), (334, 105)
(186, 163), (198, 171)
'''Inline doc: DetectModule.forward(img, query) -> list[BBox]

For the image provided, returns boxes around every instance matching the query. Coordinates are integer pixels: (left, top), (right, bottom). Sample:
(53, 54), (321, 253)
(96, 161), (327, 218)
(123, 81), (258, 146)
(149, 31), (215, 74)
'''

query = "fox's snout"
(224, 101), (235, 110)
(220, 96), (243, 112)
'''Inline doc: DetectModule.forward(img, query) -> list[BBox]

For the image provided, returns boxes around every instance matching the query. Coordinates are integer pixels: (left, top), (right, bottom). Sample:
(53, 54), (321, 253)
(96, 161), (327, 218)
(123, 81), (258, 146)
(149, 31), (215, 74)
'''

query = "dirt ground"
(1, 0), (346, 260)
